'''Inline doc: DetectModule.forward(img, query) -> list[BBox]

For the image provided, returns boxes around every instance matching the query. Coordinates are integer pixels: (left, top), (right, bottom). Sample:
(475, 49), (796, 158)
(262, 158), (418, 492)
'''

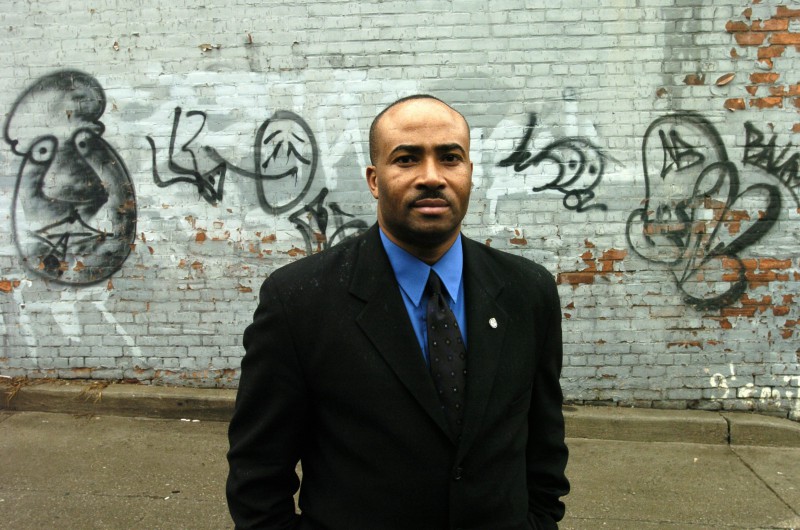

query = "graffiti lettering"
(626, 113), (782, 310)
(497, 113), (608, 212)
(146, 107), (226, 204)
(743, 122), (800, 206)
(4, 70), (137, 286)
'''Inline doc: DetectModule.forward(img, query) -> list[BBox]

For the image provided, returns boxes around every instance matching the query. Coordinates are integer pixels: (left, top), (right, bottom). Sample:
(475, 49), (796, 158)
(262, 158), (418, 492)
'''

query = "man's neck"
(378, 226), (459, 265)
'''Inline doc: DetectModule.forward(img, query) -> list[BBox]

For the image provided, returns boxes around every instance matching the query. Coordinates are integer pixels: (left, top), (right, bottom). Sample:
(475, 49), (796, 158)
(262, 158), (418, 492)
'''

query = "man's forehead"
(379, 100), (468, 140)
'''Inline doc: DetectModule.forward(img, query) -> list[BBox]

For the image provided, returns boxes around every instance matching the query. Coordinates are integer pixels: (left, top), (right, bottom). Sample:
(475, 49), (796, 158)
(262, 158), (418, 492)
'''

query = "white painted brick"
(0, 0), (796, 417)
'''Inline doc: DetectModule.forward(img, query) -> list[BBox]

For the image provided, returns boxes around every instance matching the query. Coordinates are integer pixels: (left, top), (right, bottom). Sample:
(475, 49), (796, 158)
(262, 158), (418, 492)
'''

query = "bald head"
(368, 94), (470, 164)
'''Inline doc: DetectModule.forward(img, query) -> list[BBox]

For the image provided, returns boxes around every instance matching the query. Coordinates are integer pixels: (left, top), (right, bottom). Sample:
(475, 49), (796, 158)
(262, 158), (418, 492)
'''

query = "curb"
(2, 381), (799, 447)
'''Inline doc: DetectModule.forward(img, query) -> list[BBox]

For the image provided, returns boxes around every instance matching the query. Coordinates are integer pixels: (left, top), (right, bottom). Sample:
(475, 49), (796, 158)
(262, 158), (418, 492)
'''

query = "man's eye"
(442, 154), (461, 163)
(395, 156), (416, 164)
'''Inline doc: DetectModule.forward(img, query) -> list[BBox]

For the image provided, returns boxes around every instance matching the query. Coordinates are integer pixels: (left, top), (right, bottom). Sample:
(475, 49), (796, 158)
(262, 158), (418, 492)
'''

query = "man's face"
(366, 99), (473, 257)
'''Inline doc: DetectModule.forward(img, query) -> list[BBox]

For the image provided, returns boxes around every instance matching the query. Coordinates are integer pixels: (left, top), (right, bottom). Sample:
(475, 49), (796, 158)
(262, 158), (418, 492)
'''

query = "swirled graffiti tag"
(626, 113), (781, 310)
(498, 113), (608, 212)
(4, 70), (137, 286)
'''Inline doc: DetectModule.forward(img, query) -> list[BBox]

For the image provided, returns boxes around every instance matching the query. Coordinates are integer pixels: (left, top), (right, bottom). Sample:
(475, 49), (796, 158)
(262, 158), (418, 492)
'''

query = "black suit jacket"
(227, 225), (569, 529)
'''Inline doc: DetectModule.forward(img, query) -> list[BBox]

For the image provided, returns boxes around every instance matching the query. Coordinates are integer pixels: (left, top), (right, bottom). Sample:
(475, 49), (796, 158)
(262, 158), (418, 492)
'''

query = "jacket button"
(452, 466), (463, 480)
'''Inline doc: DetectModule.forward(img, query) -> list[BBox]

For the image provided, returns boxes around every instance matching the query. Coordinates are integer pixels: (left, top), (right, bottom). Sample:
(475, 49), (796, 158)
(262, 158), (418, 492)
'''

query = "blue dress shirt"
(379, 230), (467, 365)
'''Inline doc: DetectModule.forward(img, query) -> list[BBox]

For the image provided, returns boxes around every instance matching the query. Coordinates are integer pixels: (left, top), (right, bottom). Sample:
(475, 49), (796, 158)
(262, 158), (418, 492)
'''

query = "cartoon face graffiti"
(254, 110), (318, 214)
(4, 70), (137, 285)
(626, 113), (781, 309)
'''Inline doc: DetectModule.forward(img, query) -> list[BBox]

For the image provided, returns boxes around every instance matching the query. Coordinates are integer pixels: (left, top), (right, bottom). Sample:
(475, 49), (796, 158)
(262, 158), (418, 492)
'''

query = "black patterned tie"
(426, 270), (467, 436)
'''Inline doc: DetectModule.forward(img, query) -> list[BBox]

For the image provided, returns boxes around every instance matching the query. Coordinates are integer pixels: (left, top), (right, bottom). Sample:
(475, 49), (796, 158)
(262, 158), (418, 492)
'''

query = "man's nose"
(417, 157), (445, 187)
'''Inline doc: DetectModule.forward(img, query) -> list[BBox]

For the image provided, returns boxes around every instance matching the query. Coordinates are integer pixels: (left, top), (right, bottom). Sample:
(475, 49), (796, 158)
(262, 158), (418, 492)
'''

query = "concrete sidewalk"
(1, 381), (799, 529)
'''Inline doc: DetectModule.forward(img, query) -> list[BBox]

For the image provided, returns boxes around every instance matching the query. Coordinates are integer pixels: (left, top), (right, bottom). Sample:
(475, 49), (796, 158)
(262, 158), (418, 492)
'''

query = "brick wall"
(1, 0), (798, 420)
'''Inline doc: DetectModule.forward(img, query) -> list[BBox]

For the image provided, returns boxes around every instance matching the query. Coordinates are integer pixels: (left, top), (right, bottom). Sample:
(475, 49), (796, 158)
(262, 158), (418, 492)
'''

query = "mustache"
(411, 189), (449, 203)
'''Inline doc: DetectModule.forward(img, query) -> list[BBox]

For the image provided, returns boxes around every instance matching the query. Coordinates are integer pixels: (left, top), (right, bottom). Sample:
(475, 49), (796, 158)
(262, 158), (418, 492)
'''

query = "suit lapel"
(350, 226), (452, 439)
(458, 239), (508, 454)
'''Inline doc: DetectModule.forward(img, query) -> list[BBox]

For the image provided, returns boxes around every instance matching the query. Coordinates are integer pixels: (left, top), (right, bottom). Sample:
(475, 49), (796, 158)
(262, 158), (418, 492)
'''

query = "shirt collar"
(379, 229), (463, 308)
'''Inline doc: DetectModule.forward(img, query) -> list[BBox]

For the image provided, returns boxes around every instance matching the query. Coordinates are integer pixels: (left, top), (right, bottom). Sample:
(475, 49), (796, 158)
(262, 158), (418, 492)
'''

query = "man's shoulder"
(265, 228), (370, 287)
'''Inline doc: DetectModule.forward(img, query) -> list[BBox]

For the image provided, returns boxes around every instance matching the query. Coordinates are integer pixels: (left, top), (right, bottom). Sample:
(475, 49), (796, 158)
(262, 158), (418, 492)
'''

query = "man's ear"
(366, 166), (379, 199)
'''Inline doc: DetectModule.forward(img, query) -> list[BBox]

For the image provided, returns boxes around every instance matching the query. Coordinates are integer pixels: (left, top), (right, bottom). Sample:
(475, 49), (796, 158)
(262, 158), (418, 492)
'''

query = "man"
(227, 95), (570, 529)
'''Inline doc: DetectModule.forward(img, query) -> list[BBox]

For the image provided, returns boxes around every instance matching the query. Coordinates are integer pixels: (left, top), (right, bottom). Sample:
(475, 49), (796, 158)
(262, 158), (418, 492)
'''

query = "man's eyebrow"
(435, 143), (467, 155)
(388, 144), (424, 157)
(388, 143), (467, 157)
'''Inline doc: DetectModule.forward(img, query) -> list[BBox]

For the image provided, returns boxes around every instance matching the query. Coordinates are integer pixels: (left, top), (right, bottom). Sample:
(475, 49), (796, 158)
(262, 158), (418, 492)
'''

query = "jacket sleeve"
(526, 272), (570, 529)
(226, 276), (307, 529)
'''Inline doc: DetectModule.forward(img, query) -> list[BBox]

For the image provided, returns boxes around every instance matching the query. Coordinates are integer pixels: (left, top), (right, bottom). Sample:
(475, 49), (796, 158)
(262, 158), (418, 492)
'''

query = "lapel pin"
(489, 317), (498, 329)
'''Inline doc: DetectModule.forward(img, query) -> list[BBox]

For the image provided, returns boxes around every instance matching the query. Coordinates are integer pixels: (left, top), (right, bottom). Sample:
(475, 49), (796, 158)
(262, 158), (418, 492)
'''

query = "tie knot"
(426, 270), (444, 296)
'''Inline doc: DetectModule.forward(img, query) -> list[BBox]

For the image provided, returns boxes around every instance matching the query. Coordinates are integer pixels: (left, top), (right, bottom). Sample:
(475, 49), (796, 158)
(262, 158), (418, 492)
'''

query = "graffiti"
(254, 110), (318, 214)
(743, 122), (800, 206)
(146, 106), (364, 251)
(146, 107), (226, 204)
(626, 113), (781, 310)
(3, 70), (137, 286)
(147, 109), (318, 215)
(289, 187), (368, 255)
(497, 113), (608, 212)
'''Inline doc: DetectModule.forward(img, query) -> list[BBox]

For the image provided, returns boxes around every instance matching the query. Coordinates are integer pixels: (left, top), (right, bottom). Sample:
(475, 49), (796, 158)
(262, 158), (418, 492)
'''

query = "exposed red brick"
(0, 280), (20, 293)
(510, 237), (527, 246)
(735, 32), (766, 46)
(725, 98), (746, 110)
(776, 6), (800, 19)
(757, 58), (774, 69)
(261, 234), (276, 243)
(783, 294), (795, 304)
(743, 8), (753, 20)
(758, 45), (786, 58)
(752, 18), (790, 31)
(716, 73), (736, 86)
(191, 261), (203, 270)
(684, 74), (705, 85)
(750, 72), (780, 83)
(557, 272), (595, 286)
(750, 96), (783, 108)
(107, 279), (114, 290)
(746, 85), (759, 96)
(287, 247), (306, 257)
(746, 270), (777, 284)
(759, 258), (792, 270)
(237, 284), (253, 293)
(726, 20), (750, 32)
(781, 329), (794, 339)
(602, 249), (628, 261)
(793, 98), (800, 109)
(731, 48), (742, 58)
(774, 306), (791, 316)
(721, 307), (758, 317)
(584, 239), (596, 248)
(741, 294), (772, 306)
(769, 32), (800, 45)
(792, 123), (800, 133)
(195, 231), (206, 242)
